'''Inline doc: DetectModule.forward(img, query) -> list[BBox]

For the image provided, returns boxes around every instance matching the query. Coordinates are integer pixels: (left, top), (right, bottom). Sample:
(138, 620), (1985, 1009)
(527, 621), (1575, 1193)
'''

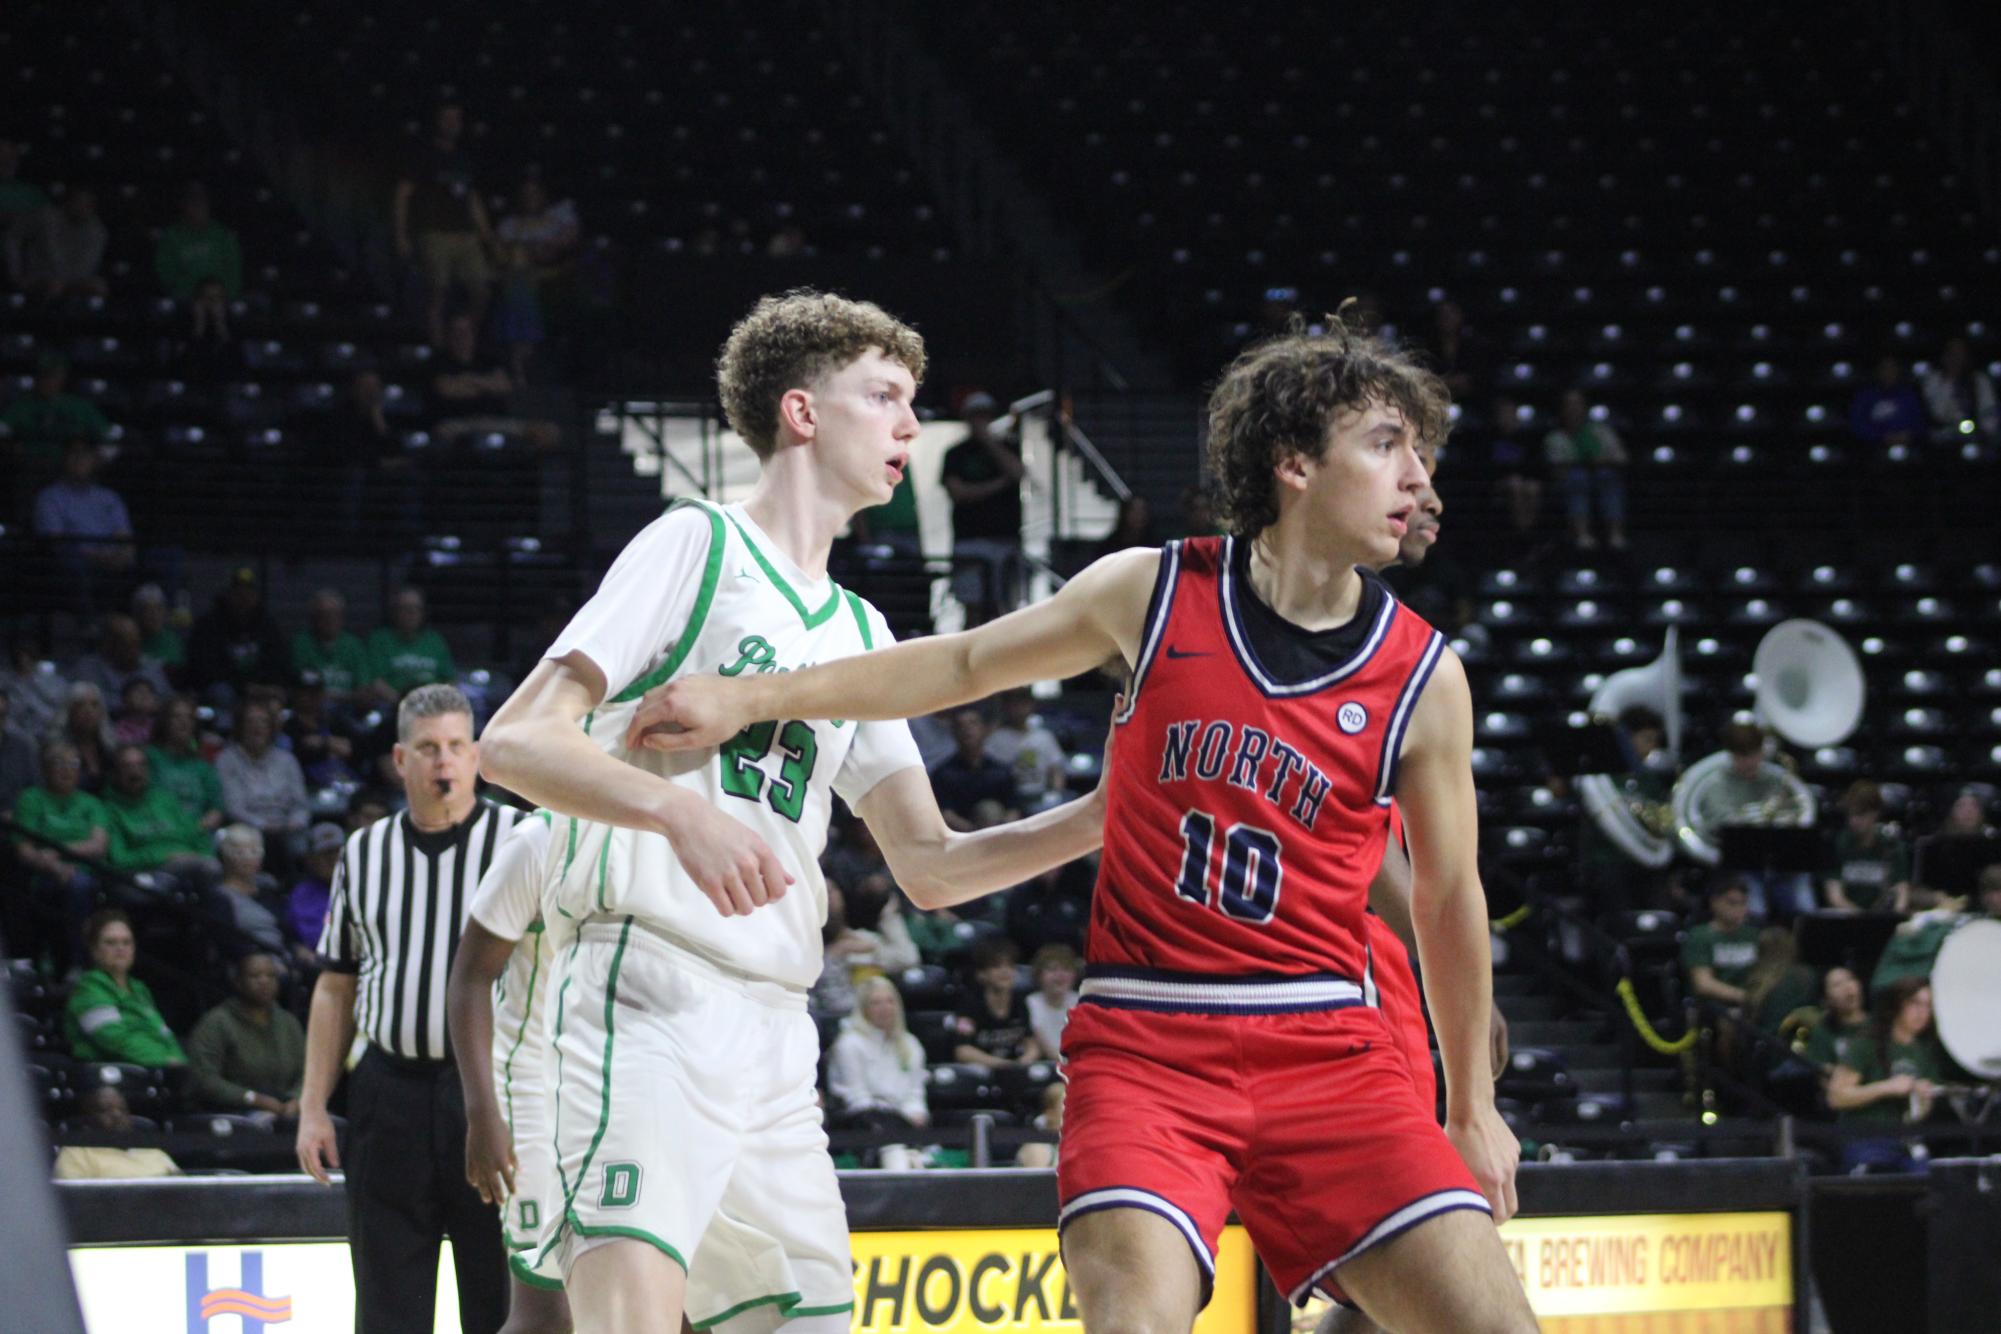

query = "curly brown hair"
(715, 289), (926, 459)
(1203, 318), (1451, 537)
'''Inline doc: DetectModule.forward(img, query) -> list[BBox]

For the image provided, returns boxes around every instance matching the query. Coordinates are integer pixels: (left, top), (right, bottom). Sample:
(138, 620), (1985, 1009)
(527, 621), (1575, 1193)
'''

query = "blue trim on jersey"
(1373, 630), (1446, 806)
(1217, 536), (1399, 699)
(1115, 541), (1183, 726)
(1083, 963), (1362, 987)
(1078, 993), (1369, 1017)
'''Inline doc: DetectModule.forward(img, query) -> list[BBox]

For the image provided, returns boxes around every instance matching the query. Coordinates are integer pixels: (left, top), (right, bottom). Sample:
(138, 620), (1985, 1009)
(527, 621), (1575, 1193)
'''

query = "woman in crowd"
(64, 908), (186, 1068)
(827, 975), (931, 1132)
(1827, 976), (1947, 1172)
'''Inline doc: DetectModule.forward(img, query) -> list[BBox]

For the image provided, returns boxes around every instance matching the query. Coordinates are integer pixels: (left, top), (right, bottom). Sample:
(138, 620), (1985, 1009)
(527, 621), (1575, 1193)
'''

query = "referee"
(295, 684), (523, 1334)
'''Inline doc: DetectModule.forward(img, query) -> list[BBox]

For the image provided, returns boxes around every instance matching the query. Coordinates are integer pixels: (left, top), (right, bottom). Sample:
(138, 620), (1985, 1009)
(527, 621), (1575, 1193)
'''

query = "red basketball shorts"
(1364, 913), (1438, 1119)
(1056, 998), (1487, 1308)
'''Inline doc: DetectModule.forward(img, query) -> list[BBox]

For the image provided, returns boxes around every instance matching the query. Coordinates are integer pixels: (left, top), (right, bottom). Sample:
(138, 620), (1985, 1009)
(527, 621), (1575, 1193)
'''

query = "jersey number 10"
(1174, 809), (1283, 924)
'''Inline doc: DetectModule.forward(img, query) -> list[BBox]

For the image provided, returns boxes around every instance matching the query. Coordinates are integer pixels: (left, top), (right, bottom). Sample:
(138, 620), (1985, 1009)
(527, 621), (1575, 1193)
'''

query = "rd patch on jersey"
(1336, 701), (1369, 735)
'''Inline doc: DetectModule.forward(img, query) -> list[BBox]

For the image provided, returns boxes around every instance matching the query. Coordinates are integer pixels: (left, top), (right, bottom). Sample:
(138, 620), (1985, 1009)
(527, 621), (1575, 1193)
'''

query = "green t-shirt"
(1828, 827), (1910, 911)
(146, 746), (224, 825)
(11, 786), (109, 851)
(1, 391), (110, 461)
(290, 630), (373, 695)
(141, 627), (185, 668)
(153, 221), (243, 299)
(1803, 1014), (1866, 1069)
(1681, 922), (1760, 988)
(1871, 917), (1957, 992)
(1836, 1031), (1947, 1125)
(860, 473), (920, 535)
(104, 784), (210, 872)
(367, 627), (456, 696)
(65, 969), (186, 1066)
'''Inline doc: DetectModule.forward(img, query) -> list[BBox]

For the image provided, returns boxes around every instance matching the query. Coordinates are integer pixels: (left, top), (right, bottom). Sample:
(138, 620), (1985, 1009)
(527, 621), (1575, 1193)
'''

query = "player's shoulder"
(1073, 543), (1168, 603)
(619, 497), (727, 558)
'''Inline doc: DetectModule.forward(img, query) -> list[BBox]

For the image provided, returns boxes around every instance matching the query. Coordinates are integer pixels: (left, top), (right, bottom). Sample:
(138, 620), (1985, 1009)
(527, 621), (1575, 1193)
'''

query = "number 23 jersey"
(1090, 536), (1446, 996)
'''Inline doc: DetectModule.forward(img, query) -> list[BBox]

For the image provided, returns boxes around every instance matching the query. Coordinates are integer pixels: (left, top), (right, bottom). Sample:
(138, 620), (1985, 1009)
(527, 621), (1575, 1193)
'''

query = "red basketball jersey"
(1087, 536), (1446, 1003)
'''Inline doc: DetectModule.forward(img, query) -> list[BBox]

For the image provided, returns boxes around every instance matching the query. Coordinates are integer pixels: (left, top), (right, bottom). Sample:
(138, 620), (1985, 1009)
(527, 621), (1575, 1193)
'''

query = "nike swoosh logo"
(1164, 646), (1211, 659)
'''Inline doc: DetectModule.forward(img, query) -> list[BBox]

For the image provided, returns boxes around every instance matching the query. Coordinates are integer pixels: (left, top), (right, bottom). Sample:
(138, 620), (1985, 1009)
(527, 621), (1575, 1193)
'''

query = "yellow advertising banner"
(850, 1224), (1258, 1334)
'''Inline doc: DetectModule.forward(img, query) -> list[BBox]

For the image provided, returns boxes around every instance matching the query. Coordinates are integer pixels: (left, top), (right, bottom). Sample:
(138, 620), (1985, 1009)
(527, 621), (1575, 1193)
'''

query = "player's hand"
(659, 791), (793, 916)
(1489, 1008), (1510, 1080)
(465, 1105), (518, 1207)
(625, 675), (754, 754)
(295, 1105), (341, 1185)
(1446, 1103), (1520, 1224)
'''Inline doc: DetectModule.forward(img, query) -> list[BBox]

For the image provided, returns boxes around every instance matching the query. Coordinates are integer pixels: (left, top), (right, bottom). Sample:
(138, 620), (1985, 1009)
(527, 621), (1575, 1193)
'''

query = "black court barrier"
(61, 1158), (1809, 1333)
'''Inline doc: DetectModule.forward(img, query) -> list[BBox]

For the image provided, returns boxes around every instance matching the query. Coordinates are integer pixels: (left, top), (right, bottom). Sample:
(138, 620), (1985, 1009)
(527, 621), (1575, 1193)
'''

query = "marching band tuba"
(1670, 620), (1865, 865)
(1578, 628), (1683, 869)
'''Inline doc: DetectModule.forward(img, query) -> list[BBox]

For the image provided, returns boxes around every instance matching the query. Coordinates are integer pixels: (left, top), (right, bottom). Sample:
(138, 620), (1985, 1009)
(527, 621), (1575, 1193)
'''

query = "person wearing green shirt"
(290, 589), (374, 706)
(1681, 877), (1760, 1008)
(854, 469), (922, 556)
(1, 354), (110, 469)
(133, 584), (186, 670)
(1828, 977), (1946, 1172)
(9, 741), (111, 971)
(153, 183), (243, 300)
(1801, 966), (1870, 1071)
(64, 908), (187, 1067)
(103, 744), (215, 876)
(367, 587), (456, 700)
(187, 952), (304, 1114)
(146, 695), (226, 832)
(1822, 781), (1912, 913)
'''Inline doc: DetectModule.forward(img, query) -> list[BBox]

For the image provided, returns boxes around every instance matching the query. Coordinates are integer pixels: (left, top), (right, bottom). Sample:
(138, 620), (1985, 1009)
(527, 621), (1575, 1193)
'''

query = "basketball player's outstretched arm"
(1393, 647), (1520, 1222)
(624, 549), (1160, 751)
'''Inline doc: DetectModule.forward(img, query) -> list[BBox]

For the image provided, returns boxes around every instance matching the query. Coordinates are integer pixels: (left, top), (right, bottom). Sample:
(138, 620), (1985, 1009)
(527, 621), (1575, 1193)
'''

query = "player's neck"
(1245, 521), (1365, 631)
(741, 461), (846, 581)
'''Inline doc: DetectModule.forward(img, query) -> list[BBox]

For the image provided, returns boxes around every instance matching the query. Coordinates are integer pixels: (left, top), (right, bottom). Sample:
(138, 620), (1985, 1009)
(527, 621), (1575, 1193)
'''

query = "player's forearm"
(739, 632), (993, 724)
(890, 788), (1106, 909)
(480, 708), (683, 833)
(446, 959), (501, 1118)
(299, 973), (358, 1113)
(1413, 874), (1498, 1120)
(1366, 840), (1417, 955)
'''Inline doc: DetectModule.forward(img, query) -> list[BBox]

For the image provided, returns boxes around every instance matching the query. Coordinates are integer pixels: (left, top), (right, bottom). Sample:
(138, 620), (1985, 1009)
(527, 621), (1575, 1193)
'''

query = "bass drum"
(1932, 917), (2001, 1081)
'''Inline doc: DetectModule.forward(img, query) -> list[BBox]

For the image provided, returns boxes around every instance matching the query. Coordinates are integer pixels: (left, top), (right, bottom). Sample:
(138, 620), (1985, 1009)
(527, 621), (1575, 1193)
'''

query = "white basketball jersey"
(472, 813), (559, 1089)
(540, 499), (922, 989)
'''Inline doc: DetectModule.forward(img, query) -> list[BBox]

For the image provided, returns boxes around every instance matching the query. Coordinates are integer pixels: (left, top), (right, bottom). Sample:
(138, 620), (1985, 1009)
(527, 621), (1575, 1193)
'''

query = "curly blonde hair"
(1204, 317), (1451, 537)
(716, 289), (927, 459)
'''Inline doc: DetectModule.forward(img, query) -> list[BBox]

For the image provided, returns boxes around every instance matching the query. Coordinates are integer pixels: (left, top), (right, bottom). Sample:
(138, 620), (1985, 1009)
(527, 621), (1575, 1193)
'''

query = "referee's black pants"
(345, 1046), (508, 1334)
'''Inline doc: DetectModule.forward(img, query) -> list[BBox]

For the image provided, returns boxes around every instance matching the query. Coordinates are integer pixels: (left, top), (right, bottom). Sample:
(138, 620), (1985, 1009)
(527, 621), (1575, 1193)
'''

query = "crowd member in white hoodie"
(828, 975), (930, 1132)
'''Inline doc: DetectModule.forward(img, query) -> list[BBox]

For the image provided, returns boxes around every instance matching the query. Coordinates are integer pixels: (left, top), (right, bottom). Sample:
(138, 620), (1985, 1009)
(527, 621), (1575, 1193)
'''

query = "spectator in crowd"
(1025, 943), (1081, 1060)
(131, 584), (185, 673)
(147, 694), (224, 833)
(928, 707), (1018, 827)
(852, 466), (923, 559)
(1872, 864), (2001, 990)
(367, 587), (457, 701)
(306, 370), (417, 546)
(214, 703), (309, 873)
(291, 590), (374, 711)
(811, 885), (870, 1020)
(394, 102), (493, 348)
(1483, 394), (1544, 537)
(73, 614), (173, 704)
(5, 187), (107, 300)
(1543, 387), (1629, 550)
(1, 636), (70, 737)
(49, 681), (117, 793)
(1015, 1082), (1066, 1168)
(492, 239), (546, 383)
(1920, 335), (1999, 445)
(0, 688), (37, 815)
(1698, 721), (1814, 920)
(184, 568), (290, 703)
(840, 870), (921, 971)
(187, 951), (304, 1116)
(33, 439), (136, 612)
(212, 823), (294, 961)
(952, 938), (1043, 1069)
(1743, 927), (1817, 1036)
(102, 744), (216, 886)
(0, 139), (49, 228)
(1828, 976), (1945, 1171)
(153, 183), (243, 301)
(1422, 298), (1491, 402)
(176, 277), (235, 379)
(1380, 472), (1475, 635)
(940, 392), (1024, 625)
(1823, 780), (1912, 913)
(984, 688), (1068, 808)
(9, 741), (108, 971)
(1005, 856), (1094, 955)
(64, 908), (186, 1067)
(495, 175), (581, 273)
(1683, 877), (1759, 1011)
(1092, 494), (1160, 563)
(114, 677), (161, 747)
(1802, 966), (1869, 1073)
(827, 975), (930, 1131)
(287, 823), (345, 952)
(1934, 788), (1993, 839)
(343, 787), (393, 834)
(1849, 353), (1928, 448)
(52, 1085), (181, 1180)
(1, 352), (110, 476)
(285, 674), (357, 788)
(428, 313), (560, 450)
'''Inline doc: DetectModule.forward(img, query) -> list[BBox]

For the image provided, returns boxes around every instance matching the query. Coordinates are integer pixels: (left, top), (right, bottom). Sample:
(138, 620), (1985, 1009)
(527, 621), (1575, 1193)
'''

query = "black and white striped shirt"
(318, 798), (525, 1062)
